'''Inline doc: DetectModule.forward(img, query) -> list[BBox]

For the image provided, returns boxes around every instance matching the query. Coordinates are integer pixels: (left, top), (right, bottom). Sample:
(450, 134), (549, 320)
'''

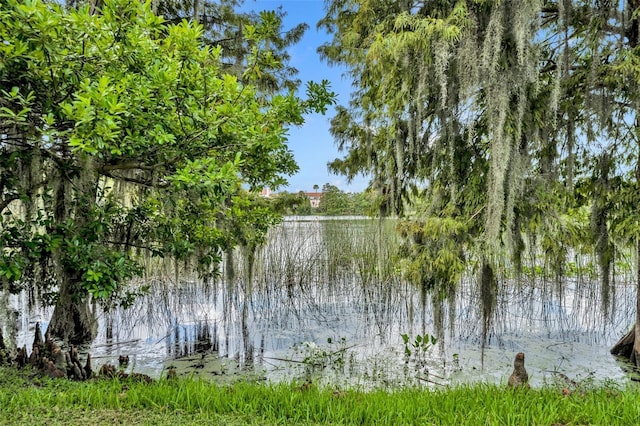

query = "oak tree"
(0, 0), (332, 343)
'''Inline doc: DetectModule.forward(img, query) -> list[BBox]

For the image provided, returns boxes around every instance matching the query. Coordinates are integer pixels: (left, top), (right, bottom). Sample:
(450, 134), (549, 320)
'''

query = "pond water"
(3, 217), (637, 389)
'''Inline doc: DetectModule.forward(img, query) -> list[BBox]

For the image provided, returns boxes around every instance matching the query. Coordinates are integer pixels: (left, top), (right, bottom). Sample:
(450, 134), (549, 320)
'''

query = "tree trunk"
(634, 237), (640, 365)
(48, 278), (97, 344)
(611, 326), (635, 360)
(47, 155), (99, 344)
(89, 0), (103, 15)
(193, 0), (200, 22)
(614, 112), (640, 365)
(631, 0), (640, 367)
(612, 239), (640, 366)
(634, 118), (640, 365)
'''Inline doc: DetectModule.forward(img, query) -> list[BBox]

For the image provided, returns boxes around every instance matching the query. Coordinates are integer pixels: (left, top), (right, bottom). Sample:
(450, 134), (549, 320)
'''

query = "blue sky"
(245, 0), (369, 193)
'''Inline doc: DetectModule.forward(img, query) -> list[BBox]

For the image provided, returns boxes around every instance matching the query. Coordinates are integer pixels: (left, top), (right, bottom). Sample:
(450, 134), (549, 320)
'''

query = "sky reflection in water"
(8, 218), (635, 388)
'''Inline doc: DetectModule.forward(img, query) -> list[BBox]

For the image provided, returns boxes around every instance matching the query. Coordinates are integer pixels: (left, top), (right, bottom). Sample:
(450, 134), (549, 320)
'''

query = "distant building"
(260, 187), (272, 198)
(259, 188), (322, 208)
(305, 192), (322, 208)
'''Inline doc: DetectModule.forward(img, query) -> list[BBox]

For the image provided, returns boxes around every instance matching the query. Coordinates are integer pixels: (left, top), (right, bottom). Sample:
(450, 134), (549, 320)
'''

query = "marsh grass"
(2, 367), (640, 425)
(321, 219), (400, 285)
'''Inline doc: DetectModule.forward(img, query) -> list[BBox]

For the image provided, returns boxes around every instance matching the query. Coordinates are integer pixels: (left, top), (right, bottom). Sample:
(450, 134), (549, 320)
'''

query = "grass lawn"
(1, 366), (639, 425)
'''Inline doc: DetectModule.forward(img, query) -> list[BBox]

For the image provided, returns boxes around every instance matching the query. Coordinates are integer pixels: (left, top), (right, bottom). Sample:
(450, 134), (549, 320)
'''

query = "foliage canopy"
(320, 0), (640, 357)
(0, 0), (332, 342)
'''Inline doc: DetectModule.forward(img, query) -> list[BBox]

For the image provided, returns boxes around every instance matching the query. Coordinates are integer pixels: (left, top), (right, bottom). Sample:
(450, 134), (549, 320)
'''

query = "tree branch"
(0, 194), (21, 213)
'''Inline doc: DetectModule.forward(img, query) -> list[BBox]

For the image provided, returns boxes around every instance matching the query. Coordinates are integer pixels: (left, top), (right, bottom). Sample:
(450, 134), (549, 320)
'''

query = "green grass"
(1, 367), (639, 425)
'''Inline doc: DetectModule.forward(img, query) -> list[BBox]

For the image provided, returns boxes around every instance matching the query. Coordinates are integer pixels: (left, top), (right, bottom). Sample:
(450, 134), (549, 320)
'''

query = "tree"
(320, 0), (640, 362)
(319, 1), (548, 340)
(351, 190), (376, 216)
(153, 0), (308, 93)
(269, 191), (310, 215)
(152, 0), (332, 279)
(0, 0), (332, 343)
(318, 183), (349, 215)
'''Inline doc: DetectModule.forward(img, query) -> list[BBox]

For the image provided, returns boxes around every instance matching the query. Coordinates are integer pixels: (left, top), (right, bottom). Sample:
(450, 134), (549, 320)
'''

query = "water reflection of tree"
(8, 219), (636, 384)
